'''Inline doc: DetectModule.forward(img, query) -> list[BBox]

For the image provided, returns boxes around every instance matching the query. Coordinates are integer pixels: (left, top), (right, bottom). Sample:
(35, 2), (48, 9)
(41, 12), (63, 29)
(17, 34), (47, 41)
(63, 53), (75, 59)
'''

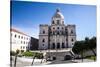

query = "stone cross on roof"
(56, 8), (60, 12)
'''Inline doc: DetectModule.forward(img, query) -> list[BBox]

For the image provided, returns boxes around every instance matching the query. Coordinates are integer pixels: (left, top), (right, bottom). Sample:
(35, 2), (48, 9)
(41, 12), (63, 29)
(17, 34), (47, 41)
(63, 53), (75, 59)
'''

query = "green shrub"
(16, 49), (20, 54)
(21, 50), (24, 53)
(22, 51), (43, 58)
(22, 51), (33, 57)
(35, 53), (43, 59)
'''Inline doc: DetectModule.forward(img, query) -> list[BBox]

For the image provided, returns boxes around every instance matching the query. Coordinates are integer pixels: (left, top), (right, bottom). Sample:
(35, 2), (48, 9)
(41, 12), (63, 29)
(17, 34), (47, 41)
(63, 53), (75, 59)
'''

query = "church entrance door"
(57, 43), (60, 49)
(52, 43), (55, 49)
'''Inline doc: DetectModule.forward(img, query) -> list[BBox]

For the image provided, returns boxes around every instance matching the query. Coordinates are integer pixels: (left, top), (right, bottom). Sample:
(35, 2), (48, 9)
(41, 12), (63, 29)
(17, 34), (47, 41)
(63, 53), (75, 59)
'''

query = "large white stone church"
(39, 9), (76, 50)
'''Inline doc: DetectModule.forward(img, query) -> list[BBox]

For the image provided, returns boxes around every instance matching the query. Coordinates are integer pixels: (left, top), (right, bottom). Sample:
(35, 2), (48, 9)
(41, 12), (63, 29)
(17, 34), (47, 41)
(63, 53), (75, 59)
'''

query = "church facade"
(39, 9), (76, 50)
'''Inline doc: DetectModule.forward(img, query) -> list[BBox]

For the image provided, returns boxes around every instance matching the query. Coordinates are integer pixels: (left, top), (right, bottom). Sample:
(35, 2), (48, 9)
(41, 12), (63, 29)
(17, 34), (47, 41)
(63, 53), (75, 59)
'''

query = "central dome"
(53, 8), (64, 19)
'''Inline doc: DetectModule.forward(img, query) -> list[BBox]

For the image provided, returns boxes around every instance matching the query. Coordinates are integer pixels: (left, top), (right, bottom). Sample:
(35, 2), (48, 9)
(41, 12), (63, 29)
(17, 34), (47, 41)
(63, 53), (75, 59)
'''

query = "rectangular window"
(21, 36), (23, 39)
(24, 41), (25, 44)
(18, 35), (20, 39)
(23, 46), (25, 49)
(21, 46), (22, 49)
(21, 41), (22, 44)
(15, 34), (16, 38)
(57, 20), (59, 24)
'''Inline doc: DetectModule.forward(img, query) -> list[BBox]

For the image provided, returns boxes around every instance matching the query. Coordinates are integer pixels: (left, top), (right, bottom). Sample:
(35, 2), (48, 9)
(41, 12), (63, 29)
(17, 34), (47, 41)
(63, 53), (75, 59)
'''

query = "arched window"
(71, 30), (73, 34)
(57, 43), (60, 49)
(43, 30), (45, 34)
(52, 43), (55, 49)
(71, 38), (74, 42)
(57, 31), (59, 35)
(52, 20), (54, 24)
(42, 39), (45, 42)
(57, 27), (59, 29)
(62, 43), (65, 48)
(57, 20), (59, 24)
(66, 31), (68, 35)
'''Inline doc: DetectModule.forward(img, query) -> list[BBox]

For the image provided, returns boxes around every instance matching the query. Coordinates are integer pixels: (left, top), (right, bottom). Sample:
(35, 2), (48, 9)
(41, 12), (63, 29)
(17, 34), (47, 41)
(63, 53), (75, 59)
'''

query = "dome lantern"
(51, 8), (64, 25)
(52, 8), (64, 19)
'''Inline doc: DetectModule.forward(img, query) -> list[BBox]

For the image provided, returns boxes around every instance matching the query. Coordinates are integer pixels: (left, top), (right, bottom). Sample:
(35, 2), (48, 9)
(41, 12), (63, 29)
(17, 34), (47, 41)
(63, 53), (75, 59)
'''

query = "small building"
(29, 37), (39, 50)
(10, 28), (39, 52)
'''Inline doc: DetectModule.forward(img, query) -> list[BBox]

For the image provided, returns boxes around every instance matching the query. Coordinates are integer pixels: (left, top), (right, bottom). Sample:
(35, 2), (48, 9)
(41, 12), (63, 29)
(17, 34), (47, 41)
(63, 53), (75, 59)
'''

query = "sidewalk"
(72, 59), (95, 63)
(11, 56), (52, 67)
(11, 56), (95, 67)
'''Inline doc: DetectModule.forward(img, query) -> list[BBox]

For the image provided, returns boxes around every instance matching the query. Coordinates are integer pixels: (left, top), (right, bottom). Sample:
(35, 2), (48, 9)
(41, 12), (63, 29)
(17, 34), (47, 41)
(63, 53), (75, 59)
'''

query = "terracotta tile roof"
(10, 28), (29, 36)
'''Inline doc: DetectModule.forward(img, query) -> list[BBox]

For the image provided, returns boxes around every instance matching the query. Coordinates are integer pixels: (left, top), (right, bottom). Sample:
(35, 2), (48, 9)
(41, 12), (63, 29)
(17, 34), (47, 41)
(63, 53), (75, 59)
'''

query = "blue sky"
(11, 1), (96, 40)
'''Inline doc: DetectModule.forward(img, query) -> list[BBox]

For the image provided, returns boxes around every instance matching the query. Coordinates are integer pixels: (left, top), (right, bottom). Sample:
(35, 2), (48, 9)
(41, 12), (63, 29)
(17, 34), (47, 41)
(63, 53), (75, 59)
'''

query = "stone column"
(65, 36), (66, 48)
(55, 35), (57, 49)
(60, 35), (62, 49)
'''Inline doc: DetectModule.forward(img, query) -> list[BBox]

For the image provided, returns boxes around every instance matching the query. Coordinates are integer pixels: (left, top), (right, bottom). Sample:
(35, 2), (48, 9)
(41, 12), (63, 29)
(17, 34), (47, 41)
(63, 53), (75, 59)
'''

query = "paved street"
(11, 57), (32, 67)
(11, 56), (51, 67)
(11, 56), (95, 67)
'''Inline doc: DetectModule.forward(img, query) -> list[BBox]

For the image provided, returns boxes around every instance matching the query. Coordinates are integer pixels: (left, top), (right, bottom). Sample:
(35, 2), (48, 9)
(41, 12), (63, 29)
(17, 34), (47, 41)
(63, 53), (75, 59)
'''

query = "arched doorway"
(62, 43), (65, 48)
(64, 55), (72, 60)
(53, 56), (56, 60)
(66, 43), (68, 48)
(52, 43), (55, 49)
(57, 43), (60, 49)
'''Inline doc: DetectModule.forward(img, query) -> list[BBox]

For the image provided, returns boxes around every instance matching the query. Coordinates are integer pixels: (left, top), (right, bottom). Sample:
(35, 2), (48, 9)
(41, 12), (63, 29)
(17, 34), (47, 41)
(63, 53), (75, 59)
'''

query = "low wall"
(45, 51), (72, 61)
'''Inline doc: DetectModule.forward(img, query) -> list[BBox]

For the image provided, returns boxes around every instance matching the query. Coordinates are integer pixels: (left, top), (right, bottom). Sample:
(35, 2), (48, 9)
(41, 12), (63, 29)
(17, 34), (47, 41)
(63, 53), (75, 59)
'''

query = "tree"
(85, 37), (96, 56)
(89, 37), (96, 56)
(14, 49), (20, 67)
(72, 36), (96, 61)
(72, 41), (81, 54)
(72, 41), (85, 62)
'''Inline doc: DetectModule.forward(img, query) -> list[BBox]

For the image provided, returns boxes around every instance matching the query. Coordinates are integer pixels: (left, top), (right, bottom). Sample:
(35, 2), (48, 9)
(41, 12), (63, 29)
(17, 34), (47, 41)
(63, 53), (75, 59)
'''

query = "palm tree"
(14, 50), (19, 67)
(31, 54), (35, 65)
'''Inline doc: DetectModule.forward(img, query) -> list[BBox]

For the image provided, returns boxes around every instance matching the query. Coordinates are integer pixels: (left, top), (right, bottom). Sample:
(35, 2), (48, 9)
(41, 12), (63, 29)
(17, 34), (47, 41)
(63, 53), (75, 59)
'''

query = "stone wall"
(45, 51), (72, 61)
